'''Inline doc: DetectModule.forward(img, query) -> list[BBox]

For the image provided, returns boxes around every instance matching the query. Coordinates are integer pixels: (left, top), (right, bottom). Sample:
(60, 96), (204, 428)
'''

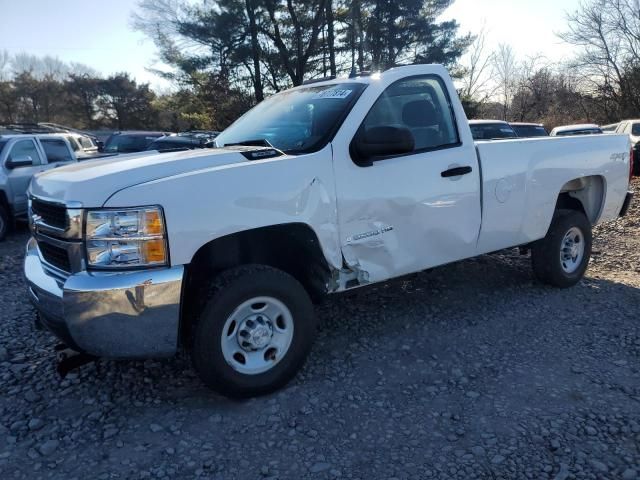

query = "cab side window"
(41, 139), (73, 163)
(7, 140), (41, 166)
(358, 75), (459, 155)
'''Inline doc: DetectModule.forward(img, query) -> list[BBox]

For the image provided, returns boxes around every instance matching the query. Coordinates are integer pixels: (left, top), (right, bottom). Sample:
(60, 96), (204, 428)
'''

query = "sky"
(444, 0), (582, 62)
(1, 0), (584, 91)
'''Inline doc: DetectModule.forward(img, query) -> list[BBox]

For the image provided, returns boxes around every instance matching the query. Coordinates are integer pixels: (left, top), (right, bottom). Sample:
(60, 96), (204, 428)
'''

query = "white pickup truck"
(24, 65), (633, 397)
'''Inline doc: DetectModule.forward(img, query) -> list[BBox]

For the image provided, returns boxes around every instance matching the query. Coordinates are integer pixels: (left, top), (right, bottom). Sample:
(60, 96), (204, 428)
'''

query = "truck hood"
(29, 149), (249, 207)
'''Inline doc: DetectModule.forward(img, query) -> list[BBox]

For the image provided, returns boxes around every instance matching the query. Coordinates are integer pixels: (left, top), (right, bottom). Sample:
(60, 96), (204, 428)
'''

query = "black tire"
(191, 264), (317, 398)
(0, 204), (9, 241)
(531, 209), (592, 288)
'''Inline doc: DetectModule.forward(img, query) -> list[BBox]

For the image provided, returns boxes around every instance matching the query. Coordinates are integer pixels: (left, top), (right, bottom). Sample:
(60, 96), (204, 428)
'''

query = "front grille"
(39, 242), (71, 272)
(32, 199), (67, 230)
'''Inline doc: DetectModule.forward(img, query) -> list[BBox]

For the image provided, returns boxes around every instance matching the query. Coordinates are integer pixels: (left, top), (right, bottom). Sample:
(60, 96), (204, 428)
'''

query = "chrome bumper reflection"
(24, 237), (184, 358)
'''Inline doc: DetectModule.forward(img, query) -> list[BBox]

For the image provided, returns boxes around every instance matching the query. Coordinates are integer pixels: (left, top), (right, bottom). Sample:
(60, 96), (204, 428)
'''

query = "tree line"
(0, 53), (159, 130)
(1, 0), (640, 132)
(461, 0), (640, 127)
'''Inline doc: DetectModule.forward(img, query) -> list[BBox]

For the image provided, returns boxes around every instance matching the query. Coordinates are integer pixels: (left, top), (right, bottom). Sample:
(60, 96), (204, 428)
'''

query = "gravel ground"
(1, 181), (640, 480)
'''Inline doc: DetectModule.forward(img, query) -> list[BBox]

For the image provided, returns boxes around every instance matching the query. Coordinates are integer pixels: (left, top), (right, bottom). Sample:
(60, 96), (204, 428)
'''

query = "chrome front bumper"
(24, 237), (184, 358)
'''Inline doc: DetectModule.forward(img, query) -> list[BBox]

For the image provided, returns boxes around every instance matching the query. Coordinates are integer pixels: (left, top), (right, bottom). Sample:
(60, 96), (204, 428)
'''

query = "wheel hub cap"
(238, 315), (273, 351)
(220, 296), (294, 375)
(560, 226), (585, 274)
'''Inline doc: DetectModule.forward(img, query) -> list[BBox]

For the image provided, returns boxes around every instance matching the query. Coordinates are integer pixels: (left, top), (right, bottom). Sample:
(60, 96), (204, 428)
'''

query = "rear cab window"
(40, 138), (73, 163)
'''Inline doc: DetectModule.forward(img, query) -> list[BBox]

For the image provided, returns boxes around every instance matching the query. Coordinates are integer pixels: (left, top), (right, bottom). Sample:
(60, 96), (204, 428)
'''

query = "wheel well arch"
(556, 175), (605, 224)
(180, 223), (333, 342)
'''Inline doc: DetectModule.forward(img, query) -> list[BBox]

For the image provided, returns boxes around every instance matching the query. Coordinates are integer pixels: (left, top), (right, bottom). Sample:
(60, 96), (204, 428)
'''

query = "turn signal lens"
(144, 210), (164, 236)
(142, 238), (167, 264)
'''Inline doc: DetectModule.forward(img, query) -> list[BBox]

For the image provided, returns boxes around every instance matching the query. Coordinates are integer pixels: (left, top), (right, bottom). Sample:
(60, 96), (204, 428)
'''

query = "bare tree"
(0, 50), (10, 82)
(492, 43), (518, 120)
(560, 0), (640, 118)
(459, 26), (495, 104)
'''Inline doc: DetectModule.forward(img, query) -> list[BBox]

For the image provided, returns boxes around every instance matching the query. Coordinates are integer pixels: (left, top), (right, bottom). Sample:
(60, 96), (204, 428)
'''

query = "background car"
(145, 131), (220, 152)
(549, 124), (604, 136)
(102, 131), (172, 153)
(62, 132), (99, 158)
(614, 119), (640, 175)
(0, 134), (77, 239)
(601, 123), (620, 132)
(469, 120), (518, 140)
(509, 122), (549, 137)
(1, 122), (99, 158)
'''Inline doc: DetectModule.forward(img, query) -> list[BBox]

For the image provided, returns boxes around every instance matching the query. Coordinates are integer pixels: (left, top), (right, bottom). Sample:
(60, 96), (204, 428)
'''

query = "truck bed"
(475, 134), (631, 254)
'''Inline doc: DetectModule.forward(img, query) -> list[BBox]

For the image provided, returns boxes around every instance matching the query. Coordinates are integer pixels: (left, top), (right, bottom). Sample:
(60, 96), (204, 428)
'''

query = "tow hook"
(55, 344), (98, 378)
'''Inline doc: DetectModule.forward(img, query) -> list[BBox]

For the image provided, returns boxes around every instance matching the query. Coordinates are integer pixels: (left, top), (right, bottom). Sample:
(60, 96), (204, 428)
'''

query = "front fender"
(103, 146), (342, 270)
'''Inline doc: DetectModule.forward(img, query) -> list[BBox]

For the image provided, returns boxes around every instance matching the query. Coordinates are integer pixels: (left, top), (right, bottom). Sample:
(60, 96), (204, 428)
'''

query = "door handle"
(441, 166), (472, 178)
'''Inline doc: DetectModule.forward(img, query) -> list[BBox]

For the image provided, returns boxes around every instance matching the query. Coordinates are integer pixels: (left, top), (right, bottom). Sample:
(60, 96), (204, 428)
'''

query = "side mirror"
(6, 155), (33, 169)
(352, 126), (415, 166)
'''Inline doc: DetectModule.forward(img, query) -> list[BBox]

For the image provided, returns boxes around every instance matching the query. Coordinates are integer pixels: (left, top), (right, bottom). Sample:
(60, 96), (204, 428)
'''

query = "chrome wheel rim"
(560, 226), (585, 274)
(220, 296), (294, 375)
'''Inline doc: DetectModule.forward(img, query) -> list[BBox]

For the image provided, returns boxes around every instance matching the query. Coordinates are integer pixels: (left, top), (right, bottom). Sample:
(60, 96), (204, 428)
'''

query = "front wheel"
(191, 265), (317, 398)
(531, 209), (592, 288)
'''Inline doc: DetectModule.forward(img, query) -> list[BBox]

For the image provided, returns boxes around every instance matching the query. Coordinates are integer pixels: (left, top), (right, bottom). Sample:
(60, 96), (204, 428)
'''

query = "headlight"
(85, 207), (168, 269)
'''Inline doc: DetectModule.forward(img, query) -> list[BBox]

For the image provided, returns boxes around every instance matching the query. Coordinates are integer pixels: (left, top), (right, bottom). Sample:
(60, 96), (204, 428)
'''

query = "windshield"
(470, 123), (518, 140)
(215, 83), (366, 154)
(104, 134), (161, 153)
(511, 125), (548, 137)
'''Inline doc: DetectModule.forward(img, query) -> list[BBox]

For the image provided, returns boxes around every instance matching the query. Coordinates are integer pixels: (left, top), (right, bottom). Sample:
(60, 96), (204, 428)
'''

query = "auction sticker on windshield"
(313, 89), (353, 100)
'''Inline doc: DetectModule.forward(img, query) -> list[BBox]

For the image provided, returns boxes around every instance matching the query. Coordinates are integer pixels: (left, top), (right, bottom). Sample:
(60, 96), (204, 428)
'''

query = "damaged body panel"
(105, 145), (344, 271)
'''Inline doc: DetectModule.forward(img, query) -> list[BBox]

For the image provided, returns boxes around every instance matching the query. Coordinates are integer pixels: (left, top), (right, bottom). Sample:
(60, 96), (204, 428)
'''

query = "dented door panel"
(331, 65), (482, 286)
(334, 144), (482, 284)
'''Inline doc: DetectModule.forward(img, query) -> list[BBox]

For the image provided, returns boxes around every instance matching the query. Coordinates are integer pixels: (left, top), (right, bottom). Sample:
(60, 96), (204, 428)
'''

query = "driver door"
(332, 72), (482, 284)
(4, 139), (44, 216)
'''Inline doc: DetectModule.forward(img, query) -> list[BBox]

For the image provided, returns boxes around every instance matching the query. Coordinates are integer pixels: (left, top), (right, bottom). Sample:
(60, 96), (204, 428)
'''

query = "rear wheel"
(531, 209), (592, 288)
(191, 265), (317, 398)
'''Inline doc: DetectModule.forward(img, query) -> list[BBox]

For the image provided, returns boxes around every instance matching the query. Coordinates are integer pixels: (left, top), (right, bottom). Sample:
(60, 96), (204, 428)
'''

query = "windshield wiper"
(225, 138), (274, 148)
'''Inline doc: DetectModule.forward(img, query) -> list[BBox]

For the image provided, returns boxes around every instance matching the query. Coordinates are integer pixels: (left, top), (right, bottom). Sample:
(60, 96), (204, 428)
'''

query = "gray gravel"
(1, 181), (640, 479)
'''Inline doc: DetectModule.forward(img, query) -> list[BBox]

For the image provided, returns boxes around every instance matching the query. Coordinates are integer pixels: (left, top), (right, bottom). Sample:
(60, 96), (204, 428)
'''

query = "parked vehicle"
(469, 120), (518, 140)
(62, 133), (99, 159)
(509, 122), (549, 138)
(102, 131), (171, 153)
(614, 119), (640, 175)
(24, 64), (633, 397)
(0, 134), (76, 240)
(146, 131), (220, 152)
(2, 123), (100, 157)
(550, 124), (604, 136)
(602, 123), (620, 133)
